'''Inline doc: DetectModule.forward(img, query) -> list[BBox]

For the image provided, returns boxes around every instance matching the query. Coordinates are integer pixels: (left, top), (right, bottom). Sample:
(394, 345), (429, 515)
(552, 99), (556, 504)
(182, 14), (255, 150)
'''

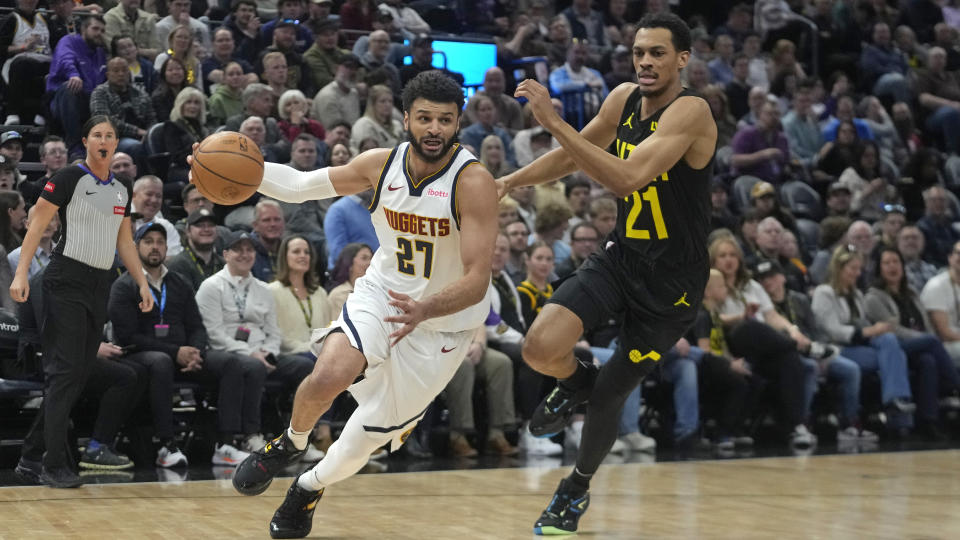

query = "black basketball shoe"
(529, 364), (598, 437)
(269, 478), (324, 539)
(233, 431), (305, 496)
(533, 478), (590, 535)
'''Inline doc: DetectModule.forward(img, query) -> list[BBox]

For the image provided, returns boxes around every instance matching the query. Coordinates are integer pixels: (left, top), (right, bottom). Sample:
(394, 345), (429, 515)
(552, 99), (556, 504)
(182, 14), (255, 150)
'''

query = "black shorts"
(549, 247), (708, 360)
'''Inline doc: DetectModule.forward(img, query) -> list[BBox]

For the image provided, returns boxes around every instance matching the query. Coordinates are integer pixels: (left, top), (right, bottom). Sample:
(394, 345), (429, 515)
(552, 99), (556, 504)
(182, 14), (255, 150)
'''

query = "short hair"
(588, 197), (616, 218)
(636, 12), (691, 53)
(82, 14), (105, 29)
(110, 34), (135, 57)
(39, 135), (64, 158)
(732, 52), (750, 65)
(565, 176), (591, 199)
(329, 121), (351, 133)
(232, 0), (257, 11)
(526, 239), (553, 258)
(292, 133), (317, 147)
(796, 77), (817, 93)
(262, 51), (286, 68)
(254, 198), (282, 222)
(170, 87), (207, 125)
(133, 175), (163, 192)
(819, 216), (853, 249)
(401, 70), (464, 115)
(277, 89), (307, 121)
(535, 203), (573, 234)
(569, 222), (600, 240)
(242, 83), (272, 106)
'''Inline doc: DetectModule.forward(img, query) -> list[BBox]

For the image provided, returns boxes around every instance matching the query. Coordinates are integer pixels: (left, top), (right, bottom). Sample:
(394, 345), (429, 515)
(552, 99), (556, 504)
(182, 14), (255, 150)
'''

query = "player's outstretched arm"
(385, 164), (498, 345)
(258, 148), (393, 203)
(496, 83), (632, 198)
(515, 79), (716, 197)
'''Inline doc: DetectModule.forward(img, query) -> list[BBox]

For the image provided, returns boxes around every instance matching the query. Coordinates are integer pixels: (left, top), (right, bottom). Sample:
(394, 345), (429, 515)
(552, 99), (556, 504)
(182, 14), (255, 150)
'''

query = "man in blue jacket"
(46, 14), (107, 157)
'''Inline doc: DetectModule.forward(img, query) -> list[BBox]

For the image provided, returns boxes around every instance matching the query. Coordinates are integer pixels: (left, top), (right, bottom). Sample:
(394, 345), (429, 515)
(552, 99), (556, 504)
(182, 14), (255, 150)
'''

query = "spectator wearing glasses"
(557, 222), (599, 279)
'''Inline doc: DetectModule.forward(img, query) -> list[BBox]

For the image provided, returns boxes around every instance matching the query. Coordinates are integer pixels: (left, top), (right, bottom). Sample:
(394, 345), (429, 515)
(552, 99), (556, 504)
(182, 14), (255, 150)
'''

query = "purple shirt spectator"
(47, 33), (106, 93)
(730, 102), (789, 182)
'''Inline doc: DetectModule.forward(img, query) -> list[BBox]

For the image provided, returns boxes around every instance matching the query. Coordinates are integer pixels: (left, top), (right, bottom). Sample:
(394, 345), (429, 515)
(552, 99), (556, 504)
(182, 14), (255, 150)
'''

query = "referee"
(10, 115), (154, 488)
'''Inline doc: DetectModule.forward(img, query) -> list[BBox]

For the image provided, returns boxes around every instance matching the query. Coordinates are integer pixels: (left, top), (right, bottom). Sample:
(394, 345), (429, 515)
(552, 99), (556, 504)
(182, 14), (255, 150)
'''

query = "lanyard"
(186, 245), (218, 278)
(291, 288), (313, 328)
(33, 252), (47, 271)
(150, 283), (167, 323)
(228, 280), (250, 320)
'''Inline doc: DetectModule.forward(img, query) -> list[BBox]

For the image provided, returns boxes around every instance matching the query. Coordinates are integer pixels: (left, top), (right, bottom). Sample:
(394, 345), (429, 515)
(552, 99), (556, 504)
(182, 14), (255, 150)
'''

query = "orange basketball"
(190, 131), (264, 205)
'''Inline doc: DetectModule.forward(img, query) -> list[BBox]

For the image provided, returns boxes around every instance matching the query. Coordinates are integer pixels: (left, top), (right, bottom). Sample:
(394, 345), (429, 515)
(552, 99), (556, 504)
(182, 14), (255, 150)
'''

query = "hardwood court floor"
(1, 450), (958, 539)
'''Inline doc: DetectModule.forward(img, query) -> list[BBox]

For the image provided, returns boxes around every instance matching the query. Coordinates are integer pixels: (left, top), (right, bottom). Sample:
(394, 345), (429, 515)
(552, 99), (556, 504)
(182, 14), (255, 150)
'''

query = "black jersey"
(40, 164), (132, 270)
(610, 87), (714, 269)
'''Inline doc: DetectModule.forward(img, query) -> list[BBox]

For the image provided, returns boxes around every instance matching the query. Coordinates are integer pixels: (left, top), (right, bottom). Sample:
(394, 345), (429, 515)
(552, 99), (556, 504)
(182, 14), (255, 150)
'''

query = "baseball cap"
(134, 221), (167, 243)
(750, 181), (775, 200)
(827, 181), (851, 196)
(276, 18), (300, 29)
(187, 208), (217, 227)
(752, 258), (784, 280)
(0, 131), (22, 147)
(312, 18), (339, 34)
(224, 230), (256, 250)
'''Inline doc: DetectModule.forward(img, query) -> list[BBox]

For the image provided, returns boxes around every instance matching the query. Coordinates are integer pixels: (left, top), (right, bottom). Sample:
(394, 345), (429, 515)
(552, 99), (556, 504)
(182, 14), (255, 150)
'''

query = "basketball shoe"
(269, 478), (323, 539)
(233, 431), (304, 496)
(534, 478), (590, 535)
(529, 364), (598, 437)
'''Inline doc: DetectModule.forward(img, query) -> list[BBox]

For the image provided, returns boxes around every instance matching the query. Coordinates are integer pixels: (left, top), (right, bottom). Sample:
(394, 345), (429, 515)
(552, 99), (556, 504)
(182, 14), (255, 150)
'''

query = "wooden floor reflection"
(1, 450), (958, 539)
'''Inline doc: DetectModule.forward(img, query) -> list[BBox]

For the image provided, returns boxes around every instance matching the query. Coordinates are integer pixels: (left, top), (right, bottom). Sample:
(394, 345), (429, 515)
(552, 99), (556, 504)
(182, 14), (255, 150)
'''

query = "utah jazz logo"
(674, 292), (690, 307)
(400, 427), (414, 443)
(628, 349), (661, 363)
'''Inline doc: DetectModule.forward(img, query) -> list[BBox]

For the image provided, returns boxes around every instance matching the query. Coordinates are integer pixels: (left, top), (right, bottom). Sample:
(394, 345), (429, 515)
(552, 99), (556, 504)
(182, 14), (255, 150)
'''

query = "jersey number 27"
(396, 238), (434, 278)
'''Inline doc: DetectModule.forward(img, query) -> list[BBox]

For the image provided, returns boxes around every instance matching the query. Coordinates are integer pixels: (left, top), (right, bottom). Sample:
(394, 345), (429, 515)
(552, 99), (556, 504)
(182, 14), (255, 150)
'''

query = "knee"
(303, 360), (354, 402)
(145, 352), (175, 377)
(521, 331), (564, 371)
(874, 333), (899, 349)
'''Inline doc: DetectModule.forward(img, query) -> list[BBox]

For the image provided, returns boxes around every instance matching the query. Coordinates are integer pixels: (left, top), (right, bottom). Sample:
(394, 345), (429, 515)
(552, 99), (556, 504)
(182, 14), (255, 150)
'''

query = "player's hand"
(186, 142), (200, 184)
(515, 79), (562, 130)
(384, 289), (428, 346)
(10, 273), (28, 303)
(494, 177), (511, 200)
(139, 283), (155, 312)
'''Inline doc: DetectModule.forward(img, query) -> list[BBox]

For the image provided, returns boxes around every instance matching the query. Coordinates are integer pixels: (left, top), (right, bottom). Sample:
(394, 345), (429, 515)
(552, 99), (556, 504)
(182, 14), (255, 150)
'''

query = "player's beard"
(406, 129), (458, 163)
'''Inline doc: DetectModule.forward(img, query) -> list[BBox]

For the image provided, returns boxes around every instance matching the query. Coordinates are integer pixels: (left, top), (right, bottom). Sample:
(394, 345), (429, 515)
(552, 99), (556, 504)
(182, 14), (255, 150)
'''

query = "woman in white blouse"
(268, 235), (332, 356)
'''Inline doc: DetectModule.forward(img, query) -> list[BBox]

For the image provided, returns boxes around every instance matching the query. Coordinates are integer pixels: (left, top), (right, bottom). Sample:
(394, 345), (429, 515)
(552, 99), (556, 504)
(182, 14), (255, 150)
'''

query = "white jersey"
(364, 142), (491, 332)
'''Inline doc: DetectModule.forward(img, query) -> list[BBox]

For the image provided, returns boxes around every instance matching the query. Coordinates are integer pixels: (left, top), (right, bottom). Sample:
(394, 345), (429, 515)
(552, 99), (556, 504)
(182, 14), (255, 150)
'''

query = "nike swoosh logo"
(441, 346), (457, 353)
(387, 183), (404, 191)
(85, 190), (96, 195)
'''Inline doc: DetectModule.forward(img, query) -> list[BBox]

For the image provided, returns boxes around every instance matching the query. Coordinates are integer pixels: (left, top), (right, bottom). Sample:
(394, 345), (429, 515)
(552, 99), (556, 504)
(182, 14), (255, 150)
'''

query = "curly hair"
(534, 202), (573, 234)
(401, 70), (464, 115)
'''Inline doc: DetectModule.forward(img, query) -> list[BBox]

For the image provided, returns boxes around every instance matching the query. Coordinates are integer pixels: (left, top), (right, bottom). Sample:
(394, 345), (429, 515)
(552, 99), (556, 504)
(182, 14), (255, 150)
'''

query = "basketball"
(190, 131), (264, 205)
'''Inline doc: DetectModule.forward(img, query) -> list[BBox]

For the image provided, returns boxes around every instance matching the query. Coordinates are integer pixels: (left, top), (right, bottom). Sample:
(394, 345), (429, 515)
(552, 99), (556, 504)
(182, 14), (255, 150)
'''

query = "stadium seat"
(795, 218), (820, 261)
(780, 180), (824, 221)
(732, 175), (762, 213)
(143, 122), (169, 176)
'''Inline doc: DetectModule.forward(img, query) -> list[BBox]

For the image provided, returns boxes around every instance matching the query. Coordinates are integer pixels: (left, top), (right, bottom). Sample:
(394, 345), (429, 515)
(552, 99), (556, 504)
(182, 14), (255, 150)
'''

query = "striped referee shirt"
(41, 164), (132, 270)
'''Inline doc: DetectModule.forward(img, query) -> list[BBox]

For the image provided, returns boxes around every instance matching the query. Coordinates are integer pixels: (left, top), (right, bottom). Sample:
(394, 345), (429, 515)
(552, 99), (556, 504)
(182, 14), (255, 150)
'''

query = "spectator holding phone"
(109, 222), (268, 467)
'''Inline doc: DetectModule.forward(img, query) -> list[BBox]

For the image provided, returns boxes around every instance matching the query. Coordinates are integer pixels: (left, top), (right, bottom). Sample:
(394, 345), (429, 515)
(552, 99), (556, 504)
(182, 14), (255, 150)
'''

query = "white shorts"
(310, 277), (473, 451)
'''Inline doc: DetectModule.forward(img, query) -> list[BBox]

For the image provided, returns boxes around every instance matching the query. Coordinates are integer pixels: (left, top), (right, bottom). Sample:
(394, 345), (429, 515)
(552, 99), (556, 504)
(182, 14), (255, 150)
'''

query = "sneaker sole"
(79, 461), (134, 470)
(534, 525), (576, 535)
(14, 466), (41, 484)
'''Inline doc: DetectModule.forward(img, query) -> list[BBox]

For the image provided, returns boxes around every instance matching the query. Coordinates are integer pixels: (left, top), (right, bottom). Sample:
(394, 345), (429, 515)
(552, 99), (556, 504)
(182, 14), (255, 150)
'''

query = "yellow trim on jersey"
(405, 143), (461, 189)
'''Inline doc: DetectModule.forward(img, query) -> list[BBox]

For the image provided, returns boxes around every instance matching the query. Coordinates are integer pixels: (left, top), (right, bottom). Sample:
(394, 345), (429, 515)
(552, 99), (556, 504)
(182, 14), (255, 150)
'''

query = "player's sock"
(566, 467), (592, 495)
(559, 358), (598, 392)
(297, 469), (325, 491)
(287, 426), (310, 451)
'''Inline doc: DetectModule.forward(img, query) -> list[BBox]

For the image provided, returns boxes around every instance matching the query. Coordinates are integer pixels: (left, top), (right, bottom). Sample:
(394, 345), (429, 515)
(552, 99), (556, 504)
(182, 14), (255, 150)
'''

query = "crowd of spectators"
(4, 0), (960, 474)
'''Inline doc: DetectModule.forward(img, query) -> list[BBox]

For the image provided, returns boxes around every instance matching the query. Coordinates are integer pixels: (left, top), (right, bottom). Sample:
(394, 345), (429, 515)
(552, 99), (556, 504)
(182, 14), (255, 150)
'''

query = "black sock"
(559, 359), (598, 392)
(565, 468), (592, 495)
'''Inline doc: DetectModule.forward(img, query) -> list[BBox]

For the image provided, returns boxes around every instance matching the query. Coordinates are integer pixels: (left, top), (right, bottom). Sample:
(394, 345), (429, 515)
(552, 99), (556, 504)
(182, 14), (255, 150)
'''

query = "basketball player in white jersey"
(224, 71), (497, 539)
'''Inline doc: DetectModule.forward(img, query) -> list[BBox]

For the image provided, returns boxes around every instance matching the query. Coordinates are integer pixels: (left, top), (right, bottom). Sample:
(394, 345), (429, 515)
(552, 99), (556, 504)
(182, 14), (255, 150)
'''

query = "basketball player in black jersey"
(497, 13), (717, 535)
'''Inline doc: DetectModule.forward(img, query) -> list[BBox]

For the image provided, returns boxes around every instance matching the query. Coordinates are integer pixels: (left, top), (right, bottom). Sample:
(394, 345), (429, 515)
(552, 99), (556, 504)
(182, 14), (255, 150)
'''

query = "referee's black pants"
(35, 257), (115, 469)
(21, 357), (138, 463)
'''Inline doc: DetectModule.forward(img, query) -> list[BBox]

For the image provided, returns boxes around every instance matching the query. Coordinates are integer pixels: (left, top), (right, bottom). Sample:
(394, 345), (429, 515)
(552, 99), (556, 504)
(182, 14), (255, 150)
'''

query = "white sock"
(298, 469), (324, 491)
(287, 426), (309, 451)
